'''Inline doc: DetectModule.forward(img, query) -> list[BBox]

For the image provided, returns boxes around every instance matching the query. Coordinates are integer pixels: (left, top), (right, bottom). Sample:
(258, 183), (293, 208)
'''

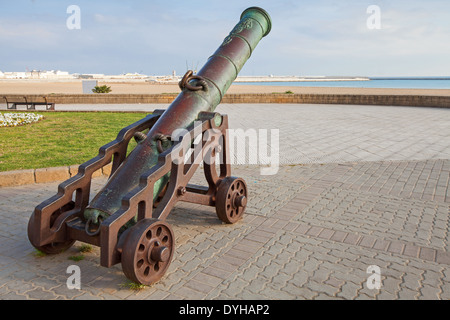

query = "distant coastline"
(370, 76), (450, 80)
(234, 76), (370, 82)
(235, 78), (450, 90)
(1, 75), (449, 92)
(2, 71), (450, 84)
(234, 76), (450, 83)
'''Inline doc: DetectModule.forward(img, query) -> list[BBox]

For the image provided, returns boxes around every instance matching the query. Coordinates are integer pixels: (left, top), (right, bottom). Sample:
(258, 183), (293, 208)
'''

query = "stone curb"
(0, 163), (112, 187)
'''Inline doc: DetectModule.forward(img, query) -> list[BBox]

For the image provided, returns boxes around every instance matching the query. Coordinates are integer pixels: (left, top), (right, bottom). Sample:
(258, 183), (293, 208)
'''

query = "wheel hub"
(149, 241), (170, 262)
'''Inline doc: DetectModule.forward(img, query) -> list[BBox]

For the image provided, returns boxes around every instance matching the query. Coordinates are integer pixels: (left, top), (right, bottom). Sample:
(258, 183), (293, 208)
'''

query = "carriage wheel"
(215, 177), (248, 224)
(121, 218), (175, 285)
(27, 203), (76, 254)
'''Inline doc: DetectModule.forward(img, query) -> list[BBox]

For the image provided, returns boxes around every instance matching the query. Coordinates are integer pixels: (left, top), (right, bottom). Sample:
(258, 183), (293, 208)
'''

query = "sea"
(235, 77), (450, 89)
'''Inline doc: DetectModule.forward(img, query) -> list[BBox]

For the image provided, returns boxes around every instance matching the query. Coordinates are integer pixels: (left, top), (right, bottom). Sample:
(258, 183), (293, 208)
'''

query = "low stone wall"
(0, 164), (112, 187)
(224, 93), (450, 108)
(1, 94), (177, 105)
(2, 93), (450, 108)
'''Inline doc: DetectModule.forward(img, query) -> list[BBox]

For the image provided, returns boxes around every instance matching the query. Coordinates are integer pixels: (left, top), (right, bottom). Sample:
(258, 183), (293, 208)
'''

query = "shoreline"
(0, 80), (450, 96)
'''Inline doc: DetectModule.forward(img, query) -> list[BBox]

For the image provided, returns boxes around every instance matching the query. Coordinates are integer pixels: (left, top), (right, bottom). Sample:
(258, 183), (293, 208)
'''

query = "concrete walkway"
(0, 103), (449, 300)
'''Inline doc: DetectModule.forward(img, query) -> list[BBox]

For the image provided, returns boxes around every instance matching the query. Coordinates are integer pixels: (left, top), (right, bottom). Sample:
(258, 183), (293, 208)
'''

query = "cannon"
(27, 7), (272, 285)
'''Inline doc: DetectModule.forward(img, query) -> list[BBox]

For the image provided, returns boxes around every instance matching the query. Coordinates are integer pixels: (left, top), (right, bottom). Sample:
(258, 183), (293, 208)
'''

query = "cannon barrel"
(84, 7), (272, 222)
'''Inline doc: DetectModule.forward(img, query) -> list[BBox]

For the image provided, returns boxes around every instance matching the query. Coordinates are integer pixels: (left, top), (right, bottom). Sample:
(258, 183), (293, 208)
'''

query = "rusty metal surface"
(178, 70), (208, 92)
(99, 112), (232, 268)
(215, 177), (248, 224)
(120, 218), (175, 285)
(27, 7), (272, 285)
(85, 7), (272, 220)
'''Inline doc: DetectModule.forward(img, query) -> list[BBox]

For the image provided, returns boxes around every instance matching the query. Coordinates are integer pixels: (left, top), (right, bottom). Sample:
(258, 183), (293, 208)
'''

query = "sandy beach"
(0, 80), (450, 96)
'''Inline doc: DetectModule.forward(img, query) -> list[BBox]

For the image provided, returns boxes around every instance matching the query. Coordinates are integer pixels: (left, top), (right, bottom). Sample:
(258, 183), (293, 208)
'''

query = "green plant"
(68, 255), (85, 261)
(92, 85), (112, 93)
(272, 90), (295, 94)
(0, 112), (43, 127)
(78, 244), (93, 253)
(33, 249), (47, 257)
(120, 281), (147, 290)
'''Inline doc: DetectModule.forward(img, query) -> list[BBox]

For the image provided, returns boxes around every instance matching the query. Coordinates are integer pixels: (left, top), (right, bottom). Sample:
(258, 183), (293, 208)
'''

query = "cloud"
(0, 20), (60, 47)
(257, 0), (450, 75)
(1, 0), (450, 76)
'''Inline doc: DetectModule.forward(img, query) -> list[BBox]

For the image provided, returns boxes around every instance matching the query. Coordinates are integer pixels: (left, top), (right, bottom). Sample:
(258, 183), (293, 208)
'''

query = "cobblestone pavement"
(0, 104), (449, 300)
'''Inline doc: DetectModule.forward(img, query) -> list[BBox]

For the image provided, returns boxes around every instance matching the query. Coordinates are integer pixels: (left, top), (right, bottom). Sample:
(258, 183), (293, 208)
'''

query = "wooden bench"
(3, 96), (55, 111)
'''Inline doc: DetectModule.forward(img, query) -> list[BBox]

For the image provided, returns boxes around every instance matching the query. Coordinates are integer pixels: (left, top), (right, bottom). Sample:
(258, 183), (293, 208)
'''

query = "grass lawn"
(0, 111), (148, 172)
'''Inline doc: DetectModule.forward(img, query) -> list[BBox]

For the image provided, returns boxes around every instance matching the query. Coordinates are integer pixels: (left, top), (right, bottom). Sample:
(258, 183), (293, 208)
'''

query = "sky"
(1, 0), (450, 77)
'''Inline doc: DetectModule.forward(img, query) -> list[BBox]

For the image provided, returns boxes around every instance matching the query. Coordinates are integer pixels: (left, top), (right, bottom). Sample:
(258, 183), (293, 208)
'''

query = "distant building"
(0, 70), (73, 79)
(77, 74), (95, 79)
(75, 73), (105, 79)
(3, 71), (27, 79)
(30, 70), (40, 79)
(118, 73), (147, 79)
(41, 70), (71, 79)
(0, 70), (185, 81)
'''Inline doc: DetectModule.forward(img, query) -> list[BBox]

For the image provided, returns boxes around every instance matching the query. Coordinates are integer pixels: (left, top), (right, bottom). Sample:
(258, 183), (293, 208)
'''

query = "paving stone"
(397, 288), (420, 300)
(388, 242), (405, 255)
(403, 244), (421, 258)
(337, 282), (362, 299)
(373, 239), (391, 251)
(436, 252), (450, 265)
(173, 285), (206, 300)
(306, 226), (323, 237)
(343, 233), (362, 246)
(26, 287), (59, 300)
(359, 236), (377, 248)
(317, 228), (335, 240)
(330, 230), (348, 242)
